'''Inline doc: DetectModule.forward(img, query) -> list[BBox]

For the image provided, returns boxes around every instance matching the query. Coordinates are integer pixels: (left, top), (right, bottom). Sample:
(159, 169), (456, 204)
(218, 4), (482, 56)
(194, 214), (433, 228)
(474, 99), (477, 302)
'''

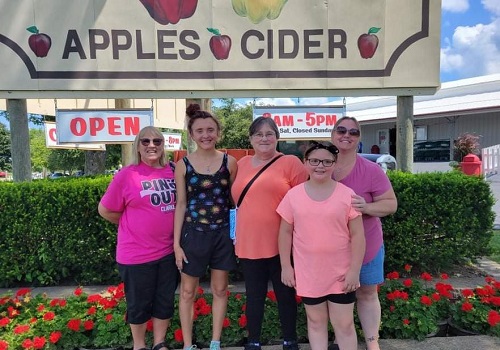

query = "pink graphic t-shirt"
(100, 162), (176, 265)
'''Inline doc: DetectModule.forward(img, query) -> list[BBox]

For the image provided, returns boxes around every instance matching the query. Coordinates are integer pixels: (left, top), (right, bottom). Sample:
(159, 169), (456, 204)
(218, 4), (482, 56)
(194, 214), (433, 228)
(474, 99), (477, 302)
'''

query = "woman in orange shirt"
(231, 117), (308, 350)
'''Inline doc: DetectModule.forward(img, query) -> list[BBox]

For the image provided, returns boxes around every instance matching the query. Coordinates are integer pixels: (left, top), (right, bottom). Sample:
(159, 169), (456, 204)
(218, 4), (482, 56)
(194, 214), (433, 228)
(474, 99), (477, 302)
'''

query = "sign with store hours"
(253, 106), (344, 139)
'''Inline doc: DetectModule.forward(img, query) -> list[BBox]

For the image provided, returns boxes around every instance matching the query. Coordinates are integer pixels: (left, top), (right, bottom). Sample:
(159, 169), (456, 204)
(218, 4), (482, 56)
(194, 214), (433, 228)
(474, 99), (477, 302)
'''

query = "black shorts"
(301, 292), (356, 305)
(180, 224), (237, 277)
(118, 253), (179, 324)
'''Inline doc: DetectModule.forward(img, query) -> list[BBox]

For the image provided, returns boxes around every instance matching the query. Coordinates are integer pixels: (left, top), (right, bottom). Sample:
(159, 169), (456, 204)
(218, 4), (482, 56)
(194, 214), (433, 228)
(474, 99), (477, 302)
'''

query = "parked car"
(48, 172), (65, 179)
(360, 153), (397, 172)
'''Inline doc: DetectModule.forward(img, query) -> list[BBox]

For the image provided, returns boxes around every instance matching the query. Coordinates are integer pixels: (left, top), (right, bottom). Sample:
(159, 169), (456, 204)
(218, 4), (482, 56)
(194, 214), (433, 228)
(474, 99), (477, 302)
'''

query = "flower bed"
(1, 268), (499, 350)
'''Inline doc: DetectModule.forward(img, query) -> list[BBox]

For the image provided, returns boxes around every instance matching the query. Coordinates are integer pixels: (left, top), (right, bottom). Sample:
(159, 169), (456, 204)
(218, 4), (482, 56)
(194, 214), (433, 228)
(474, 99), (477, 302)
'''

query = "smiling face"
(138, 131), (165, 167)
(250, 123), (278, 156)
(190, 117), (220, 151)
(331, 118), (361, 153)
(305, 148), (336, 182)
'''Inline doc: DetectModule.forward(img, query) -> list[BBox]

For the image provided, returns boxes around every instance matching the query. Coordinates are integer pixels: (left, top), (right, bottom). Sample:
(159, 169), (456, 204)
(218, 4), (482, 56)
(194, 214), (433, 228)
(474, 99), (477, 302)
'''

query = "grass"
(488, 229), (500, 263)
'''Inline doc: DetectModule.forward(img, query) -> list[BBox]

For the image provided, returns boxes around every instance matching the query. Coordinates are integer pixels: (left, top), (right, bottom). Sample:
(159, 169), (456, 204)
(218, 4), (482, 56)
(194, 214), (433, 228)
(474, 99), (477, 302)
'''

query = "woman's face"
(250, 123), (278, 155)
(190, 117), (220, 151)
(331, 119), (360, 153)
(305, 148), (335, 181)
(138, 131), (164, 166)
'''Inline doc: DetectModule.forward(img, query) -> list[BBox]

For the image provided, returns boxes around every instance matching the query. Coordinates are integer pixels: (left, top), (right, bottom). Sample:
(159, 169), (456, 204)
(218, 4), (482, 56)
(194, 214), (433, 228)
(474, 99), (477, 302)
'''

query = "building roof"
(330, 74), (500, 124)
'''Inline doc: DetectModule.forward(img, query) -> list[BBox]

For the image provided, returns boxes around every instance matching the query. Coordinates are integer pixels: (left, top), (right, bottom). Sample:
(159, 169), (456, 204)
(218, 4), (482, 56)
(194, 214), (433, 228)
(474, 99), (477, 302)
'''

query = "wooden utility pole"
(115, 99), (134, 166)
(7, 99), (31, 182)
(396, 96), (414, 172)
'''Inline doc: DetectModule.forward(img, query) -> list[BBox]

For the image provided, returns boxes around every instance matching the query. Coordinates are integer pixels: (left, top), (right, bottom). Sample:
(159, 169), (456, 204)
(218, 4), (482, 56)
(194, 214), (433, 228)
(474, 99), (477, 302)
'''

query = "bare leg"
(130, 323), (147, 350)
(329, 301), (357, 350)
(356, 285), (381, 350)
(152, 317), (170, 349)
(179, 273), (200, 348)
(210, 269), (229, 342)
(304, 302), (329, 350)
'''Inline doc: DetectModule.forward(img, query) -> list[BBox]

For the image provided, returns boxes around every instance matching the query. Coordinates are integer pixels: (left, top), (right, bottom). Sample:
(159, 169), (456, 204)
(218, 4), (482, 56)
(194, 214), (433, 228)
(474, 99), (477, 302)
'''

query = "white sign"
(253, 106), (344, 139)
(0, 0), (441, 98)
(56, 109), (153, 143)
(163, 133), (182, 150)
(44, 122), (106, 150)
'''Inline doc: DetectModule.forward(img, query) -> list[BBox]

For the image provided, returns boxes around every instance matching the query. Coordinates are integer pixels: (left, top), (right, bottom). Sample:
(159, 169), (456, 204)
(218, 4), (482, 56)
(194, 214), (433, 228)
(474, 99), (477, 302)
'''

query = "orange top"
(231, 154), (308, 259)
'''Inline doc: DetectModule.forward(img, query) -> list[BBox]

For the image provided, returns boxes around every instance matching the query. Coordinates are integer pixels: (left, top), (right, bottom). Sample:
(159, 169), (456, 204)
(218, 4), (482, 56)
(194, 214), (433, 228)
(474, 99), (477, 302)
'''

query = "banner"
(0, 0), (441, 98)
(253, 106), (344, 139)
(163, 133), (182, 150)
(44, 122), (106, 150)
(56, 109), (153, 143)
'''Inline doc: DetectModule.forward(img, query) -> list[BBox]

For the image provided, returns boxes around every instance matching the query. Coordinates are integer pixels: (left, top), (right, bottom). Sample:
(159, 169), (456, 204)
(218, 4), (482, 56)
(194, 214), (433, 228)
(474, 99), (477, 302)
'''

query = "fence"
(482, 144), (500, 177)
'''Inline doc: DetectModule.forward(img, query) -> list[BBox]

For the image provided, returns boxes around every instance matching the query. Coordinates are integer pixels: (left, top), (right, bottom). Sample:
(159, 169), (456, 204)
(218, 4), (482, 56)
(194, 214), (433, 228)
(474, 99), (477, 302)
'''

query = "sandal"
(152, 341), (169, 350)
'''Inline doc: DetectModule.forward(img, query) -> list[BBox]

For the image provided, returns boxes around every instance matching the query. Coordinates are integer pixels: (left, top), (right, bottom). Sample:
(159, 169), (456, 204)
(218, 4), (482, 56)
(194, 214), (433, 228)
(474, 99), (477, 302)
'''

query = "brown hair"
(186, 103), (221, 133)
(132, 126), (166, 166)
(248, 116), (280, 139)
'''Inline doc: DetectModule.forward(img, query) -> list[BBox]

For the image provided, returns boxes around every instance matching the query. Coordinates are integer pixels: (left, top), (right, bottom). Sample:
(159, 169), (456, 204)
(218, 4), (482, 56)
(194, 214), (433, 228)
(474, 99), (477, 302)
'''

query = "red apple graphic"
(357, 27), (381, 59)
(27, 25), (52, 57)
(207, 28), (231, 60)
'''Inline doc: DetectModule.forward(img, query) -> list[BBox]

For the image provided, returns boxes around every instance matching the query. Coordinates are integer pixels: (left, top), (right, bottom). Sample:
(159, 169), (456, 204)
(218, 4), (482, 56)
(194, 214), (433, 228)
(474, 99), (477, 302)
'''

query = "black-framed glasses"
(140, 138), (163, 146)
(307, 158), (335, 167)
(334, 126), (361, 137)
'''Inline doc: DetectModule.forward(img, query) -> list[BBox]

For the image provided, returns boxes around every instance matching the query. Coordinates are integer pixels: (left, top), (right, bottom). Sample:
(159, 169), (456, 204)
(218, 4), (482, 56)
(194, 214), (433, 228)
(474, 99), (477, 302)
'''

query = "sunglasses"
(334, 126), (361, 137)
(140, 138), (163, 146)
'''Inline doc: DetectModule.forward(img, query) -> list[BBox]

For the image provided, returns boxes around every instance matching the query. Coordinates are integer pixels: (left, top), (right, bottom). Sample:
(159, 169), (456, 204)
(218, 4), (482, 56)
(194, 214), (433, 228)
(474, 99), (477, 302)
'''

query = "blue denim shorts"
(359, 244), (385, 286)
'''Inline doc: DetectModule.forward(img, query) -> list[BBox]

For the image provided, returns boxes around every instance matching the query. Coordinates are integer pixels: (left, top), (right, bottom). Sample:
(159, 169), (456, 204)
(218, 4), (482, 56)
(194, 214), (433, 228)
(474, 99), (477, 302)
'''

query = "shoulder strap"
(237, 155), (284, 207)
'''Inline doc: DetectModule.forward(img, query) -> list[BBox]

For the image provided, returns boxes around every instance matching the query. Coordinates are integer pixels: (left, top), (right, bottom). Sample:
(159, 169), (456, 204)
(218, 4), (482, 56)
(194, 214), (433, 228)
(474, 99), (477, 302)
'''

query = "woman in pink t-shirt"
(331, 117), (398, 350)
(98, 126), (177, 350)
(278, 141), (365, 350)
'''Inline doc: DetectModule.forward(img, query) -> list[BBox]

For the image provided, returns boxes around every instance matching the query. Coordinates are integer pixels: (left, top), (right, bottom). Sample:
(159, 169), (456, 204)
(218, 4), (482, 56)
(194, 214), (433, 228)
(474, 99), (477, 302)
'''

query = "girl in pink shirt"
(278, 141), (365, 350)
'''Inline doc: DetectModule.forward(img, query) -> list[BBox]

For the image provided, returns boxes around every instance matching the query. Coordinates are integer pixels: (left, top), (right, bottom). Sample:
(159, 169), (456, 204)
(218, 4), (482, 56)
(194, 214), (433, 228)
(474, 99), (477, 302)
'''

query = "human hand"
(281, 265), (296, 288)
(174, 248), (188, 270)
(342, 269), (360, 293)
(351, 194), (367, 213)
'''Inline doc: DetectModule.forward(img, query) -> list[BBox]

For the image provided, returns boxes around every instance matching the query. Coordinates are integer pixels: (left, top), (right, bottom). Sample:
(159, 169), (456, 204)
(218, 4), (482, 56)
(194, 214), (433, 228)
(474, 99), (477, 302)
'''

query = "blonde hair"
(332, 116), (362, 138)
(132, 126), (166, 166)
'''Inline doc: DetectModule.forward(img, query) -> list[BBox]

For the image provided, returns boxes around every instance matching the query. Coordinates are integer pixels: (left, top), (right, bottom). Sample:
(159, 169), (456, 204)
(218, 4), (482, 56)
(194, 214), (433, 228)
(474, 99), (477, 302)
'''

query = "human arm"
(278, 218), (296, 288)
(173, 160), (188, 269)
(351, 187), (397, 217)
(343, 215), (365, 292)
(227, 154), (238, 185)
(97, 202), (122, 224)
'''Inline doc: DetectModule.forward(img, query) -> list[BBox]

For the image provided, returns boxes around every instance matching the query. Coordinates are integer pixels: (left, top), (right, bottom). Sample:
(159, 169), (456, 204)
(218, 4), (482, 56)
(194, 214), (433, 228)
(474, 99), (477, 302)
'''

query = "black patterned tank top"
(183, 153), (231, 231)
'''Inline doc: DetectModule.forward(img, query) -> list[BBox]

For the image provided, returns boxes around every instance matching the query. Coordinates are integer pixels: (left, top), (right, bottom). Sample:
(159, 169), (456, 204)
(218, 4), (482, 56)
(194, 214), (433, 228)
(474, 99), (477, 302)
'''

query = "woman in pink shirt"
(98, 126), (177, 350)
(278, 141), (365, 350)
(330, 117), (398, 350)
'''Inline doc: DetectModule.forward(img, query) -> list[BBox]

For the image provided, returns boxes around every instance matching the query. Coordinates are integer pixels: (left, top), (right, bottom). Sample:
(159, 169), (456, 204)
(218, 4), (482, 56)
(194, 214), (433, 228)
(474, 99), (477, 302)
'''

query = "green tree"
(30, 128), (51, 172)
(47, 149), (85, 174)
(213, 99), (253, 149)
(0, 122), (11, 171)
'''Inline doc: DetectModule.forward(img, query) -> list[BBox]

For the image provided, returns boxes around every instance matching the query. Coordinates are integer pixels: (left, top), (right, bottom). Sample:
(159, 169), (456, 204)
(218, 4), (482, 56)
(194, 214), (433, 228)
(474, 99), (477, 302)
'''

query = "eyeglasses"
(307, 158), (335, 167)
(334, 126), (361, 137)
(252, 132), (276, 140)
(140, 138), (163, 146)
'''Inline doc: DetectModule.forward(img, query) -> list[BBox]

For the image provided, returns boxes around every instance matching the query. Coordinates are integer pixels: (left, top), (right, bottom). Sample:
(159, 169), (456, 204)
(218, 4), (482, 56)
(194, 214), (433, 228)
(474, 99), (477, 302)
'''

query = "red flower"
(0, 340), (8, 350)
(49, 299), (66, 307)
(15, 288), (31, 297)
(440, 273), (449, 280)
(43, 312), (55, 321)
(420, 295), (433, 306)
(0, 317), (10, 327)
(404, 264), (412, 272)
(87, 306), (97, 315)
(238, 314), (247, 328)
(403, 319), (410, 325)
(87, 294), (103, 303)
(403, 279), (412, 288)
(49, 331), (62, 344)
(431, 292), (441, 302)
(487, 310), (500, 327)
(105, 314), (113, 322)
(33, 336), (46, 350)
(435, 282), (453, 298)
(67, 319), (81, 331)
(461, 301), (474, 312)
(295, 295), (302, 304)
(84, 320), (94, 330)
(174, 328), (183, 342)
(36, 304), (45, 312)
(14, 324), (30, 334)
(235, 293), (242, 300)
(223, 317), (230, 328)
(146, 319), (153, 332)
(241, 304), (246, 312)
(266, 291), (277, 302)
(74, 287), (83, 296)
(197, 286), (204, 295)
(8, 307), (19, 318)
(199, 304), (212, 315)
(30, 317), (37, 324)
(389, 305), (395, 312)
(226, 290), (231, 297)
(420, 272), (432, 281)
(0, 296), (10, 306)
(386, 271), (399, 280)
(21, 339), (33, 349)
(461, 289), (474, 298)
